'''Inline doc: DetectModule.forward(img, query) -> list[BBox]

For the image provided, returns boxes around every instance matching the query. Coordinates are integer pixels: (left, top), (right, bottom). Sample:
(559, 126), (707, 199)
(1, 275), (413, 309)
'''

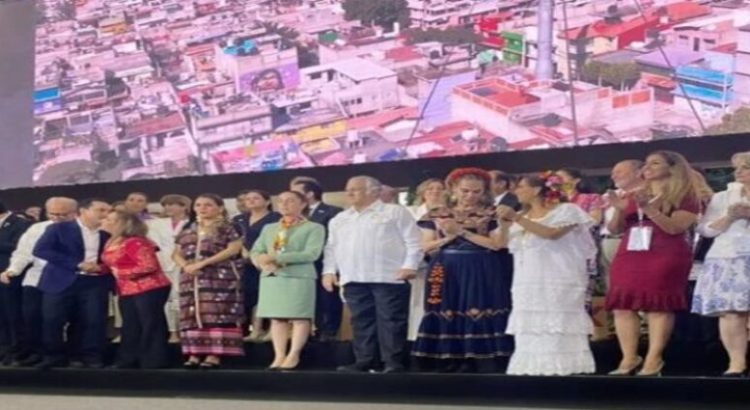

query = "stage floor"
(0, 340), (747, 409)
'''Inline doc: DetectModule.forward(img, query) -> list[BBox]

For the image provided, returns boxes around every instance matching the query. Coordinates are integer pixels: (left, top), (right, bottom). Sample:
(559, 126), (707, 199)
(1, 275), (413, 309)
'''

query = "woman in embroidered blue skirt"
(412, 168), (513, 372)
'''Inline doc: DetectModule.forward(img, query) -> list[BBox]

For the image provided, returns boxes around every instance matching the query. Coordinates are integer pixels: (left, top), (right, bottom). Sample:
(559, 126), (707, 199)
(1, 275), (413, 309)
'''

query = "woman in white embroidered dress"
(497, 173), (596, 376)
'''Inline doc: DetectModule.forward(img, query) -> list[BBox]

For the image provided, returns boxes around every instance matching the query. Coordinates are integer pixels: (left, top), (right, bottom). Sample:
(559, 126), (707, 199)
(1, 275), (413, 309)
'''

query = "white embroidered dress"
(506, 203), (597, 376)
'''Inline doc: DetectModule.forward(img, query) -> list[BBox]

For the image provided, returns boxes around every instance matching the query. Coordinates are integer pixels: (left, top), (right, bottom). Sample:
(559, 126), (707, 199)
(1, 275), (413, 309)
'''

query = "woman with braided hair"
(497, 173), (596, 376)
(412, 168), (513, 373)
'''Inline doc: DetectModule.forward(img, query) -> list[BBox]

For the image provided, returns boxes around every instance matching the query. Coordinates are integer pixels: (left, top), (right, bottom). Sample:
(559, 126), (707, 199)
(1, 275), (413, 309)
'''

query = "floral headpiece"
(539, 171), (565, 205)
(446, 167), (492, 187)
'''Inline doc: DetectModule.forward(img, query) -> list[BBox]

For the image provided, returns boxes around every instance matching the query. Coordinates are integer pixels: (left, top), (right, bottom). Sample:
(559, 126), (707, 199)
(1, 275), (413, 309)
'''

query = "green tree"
(343, 0), (410, 31)
(584, 61), (640, 90)
(582, 61), (605, 86)
(262, 22), (319, 68)
(708, 107), (750, 135)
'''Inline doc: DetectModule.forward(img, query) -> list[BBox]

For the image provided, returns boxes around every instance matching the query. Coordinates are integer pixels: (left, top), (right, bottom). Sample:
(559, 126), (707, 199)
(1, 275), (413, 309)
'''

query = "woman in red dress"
(102, 210), (172, 369)
(605, 151), (700, 376)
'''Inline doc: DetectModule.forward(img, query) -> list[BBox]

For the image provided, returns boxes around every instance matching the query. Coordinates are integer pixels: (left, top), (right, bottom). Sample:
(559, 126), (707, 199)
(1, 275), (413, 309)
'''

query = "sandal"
(183, 360), (200, 370)
(200, 361), (221, 370)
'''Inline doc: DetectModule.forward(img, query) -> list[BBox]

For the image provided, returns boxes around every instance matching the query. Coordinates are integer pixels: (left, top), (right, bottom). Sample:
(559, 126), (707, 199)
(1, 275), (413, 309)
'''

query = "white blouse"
(698, 183), (750, 259)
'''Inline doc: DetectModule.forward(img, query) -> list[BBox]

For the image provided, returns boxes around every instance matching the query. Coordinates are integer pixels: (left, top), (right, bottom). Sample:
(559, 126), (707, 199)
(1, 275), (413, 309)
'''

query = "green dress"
(250, 220), (325, 319)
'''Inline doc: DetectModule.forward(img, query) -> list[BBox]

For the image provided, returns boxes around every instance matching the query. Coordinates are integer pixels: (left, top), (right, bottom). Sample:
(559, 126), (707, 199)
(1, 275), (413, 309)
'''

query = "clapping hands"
(496, 205), (517, 223)
(728, 203), (750, 220)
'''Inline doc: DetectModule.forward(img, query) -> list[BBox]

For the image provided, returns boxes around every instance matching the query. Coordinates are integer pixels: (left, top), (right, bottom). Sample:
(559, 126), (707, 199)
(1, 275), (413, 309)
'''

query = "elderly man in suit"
(33, 198), (112, 369)
(0, 200), (32, 364)
(291, 179), (343, 342)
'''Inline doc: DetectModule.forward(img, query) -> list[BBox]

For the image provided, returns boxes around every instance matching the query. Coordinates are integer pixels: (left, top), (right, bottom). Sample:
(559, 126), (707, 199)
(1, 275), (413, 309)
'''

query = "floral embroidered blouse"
(101, 236), (171, 296)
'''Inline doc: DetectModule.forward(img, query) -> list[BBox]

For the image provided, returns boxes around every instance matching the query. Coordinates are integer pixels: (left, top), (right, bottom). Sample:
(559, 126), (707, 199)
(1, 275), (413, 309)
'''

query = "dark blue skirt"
(412, 248), (514, 359)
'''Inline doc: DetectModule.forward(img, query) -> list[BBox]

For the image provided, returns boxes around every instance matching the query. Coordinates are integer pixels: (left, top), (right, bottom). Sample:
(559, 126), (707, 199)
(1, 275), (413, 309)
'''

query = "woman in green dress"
(250, 191), (325, 370)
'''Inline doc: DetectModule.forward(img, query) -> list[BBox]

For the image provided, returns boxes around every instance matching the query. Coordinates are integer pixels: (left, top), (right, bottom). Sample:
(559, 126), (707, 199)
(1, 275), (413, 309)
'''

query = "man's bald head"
(611, 160), (643, 190)
(45, 197), (78, 222)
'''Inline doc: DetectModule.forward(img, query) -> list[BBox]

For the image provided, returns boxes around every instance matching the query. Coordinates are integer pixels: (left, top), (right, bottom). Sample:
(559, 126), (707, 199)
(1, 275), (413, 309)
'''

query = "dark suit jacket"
(33, 220), (110, 294)
(307, 202), (342, 270)
(308, 202), (342, 234)
(495, 192), (521, 211)
(0, 213), (32, 271)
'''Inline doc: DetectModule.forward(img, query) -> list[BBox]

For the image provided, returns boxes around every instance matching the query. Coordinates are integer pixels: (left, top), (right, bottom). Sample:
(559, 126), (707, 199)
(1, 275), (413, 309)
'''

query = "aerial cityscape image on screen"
(32, 0), (750, 186)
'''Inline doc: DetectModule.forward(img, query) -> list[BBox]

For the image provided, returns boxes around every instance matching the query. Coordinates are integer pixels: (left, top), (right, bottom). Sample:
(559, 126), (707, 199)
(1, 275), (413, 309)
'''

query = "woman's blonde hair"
(414, 178), (446, 206)
(731, 151), (750, 169)
(111, 210), (149, 238)
(647, 151), (698, 212)
(690, 167), (714, 204)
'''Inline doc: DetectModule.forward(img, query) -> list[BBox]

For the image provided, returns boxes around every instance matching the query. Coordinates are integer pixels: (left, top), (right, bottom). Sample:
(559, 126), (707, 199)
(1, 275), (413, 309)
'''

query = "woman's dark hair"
(557, 168), (594, 194)
(521, 175), (568, 204)
(282, 190), (308, 203)
(195, 193), (229, 220)
(245, 189), (273, 212)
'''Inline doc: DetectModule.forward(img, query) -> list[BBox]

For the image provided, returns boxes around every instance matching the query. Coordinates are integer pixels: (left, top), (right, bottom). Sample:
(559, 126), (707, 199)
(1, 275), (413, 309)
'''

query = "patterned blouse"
(101, 236), (171, 296)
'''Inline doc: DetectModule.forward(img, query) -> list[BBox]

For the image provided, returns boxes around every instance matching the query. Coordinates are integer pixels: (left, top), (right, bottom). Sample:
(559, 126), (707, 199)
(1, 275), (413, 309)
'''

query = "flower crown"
(539, 171), (565, 205)
(446, 167), (492, 186)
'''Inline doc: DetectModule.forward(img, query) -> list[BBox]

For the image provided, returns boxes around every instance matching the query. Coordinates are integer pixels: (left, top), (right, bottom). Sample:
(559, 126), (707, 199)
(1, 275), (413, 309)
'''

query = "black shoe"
(336, 363), (373, 373)
(382, 366), (406, 374)
(722, 370), (747, 378)
(71, 360), (103, 369)
(111, 362), (138, 370)
(457, 360), (477, 374)
(317, 333), (338, 343)
(85, 361), (105, 369)
(13, 354), (42, 368)
(35, 359), (68, 370)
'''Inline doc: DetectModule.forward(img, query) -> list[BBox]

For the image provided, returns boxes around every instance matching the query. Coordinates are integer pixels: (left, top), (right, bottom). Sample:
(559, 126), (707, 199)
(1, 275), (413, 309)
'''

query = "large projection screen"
(17, 0), (750, 190)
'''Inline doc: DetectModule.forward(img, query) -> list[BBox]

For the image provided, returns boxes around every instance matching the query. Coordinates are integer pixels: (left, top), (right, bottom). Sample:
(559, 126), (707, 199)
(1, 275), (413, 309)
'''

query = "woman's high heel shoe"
(636, 361), (665, 377)
(608, 357), (643, 376)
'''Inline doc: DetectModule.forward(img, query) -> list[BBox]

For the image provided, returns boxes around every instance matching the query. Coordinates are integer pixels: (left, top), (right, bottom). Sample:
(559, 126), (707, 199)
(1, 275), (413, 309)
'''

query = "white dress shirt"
(146, 217), (188, 275)
(493, 192), (508, 206)
(77, 219), (101, 268)
(323, 200), (423, 285)
(6, 220), (53, 287)
(308, 201), (321, 216)
(0, 212), (11, 228)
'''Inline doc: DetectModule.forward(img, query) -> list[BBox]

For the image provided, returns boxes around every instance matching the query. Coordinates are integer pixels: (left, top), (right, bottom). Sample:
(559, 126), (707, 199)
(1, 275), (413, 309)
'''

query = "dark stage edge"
(0, 340), (748, 408)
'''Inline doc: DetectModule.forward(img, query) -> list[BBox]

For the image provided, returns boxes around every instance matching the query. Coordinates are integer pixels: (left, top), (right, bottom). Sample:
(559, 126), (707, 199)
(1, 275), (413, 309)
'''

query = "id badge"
(627, 226), (653, 251)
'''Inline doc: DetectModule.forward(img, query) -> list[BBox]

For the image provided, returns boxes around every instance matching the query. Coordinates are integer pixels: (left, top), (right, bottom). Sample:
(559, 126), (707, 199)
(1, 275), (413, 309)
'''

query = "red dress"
(605, 196), (699, 312)
(102, 237), (171, 297)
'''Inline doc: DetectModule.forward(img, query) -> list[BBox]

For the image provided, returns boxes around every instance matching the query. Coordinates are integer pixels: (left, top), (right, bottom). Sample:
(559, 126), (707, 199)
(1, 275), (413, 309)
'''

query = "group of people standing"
(0, 149), (749, 378)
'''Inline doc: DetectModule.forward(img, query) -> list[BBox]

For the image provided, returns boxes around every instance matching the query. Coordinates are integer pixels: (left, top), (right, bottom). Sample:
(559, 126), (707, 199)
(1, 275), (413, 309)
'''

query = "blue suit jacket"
(33, 220), (110, 294)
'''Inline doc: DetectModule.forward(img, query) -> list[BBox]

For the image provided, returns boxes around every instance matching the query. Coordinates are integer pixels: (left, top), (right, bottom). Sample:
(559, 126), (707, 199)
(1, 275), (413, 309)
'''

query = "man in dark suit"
(291, 180), (343, 342)
(0, 201), (32, 364)
(231, 190), (252, 235)
(33, 198), (112, 369)
(490, 170), (521, 211)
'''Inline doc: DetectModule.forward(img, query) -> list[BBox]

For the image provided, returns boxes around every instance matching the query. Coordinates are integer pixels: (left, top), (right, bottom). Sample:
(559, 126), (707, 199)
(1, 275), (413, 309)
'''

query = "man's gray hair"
(45, 196), (78, 210)
(618, 159), (644, 171)
(350, 175), (383, 195)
